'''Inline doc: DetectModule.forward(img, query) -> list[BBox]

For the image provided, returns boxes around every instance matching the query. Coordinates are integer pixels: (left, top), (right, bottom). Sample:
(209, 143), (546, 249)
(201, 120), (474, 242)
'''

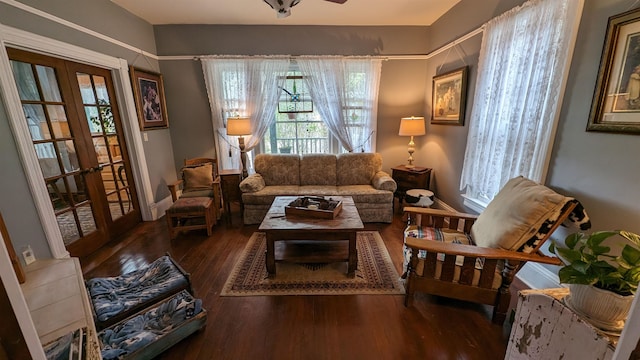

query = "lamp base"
(239, 136), (248, 178)
(406, 136), (416, 169)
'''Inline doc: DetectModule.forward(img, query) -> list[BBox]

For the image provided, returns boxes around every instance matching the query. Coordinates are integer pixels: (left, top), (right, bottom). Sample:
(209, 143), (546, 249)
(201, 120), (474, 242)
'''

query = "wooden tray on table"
(284, 196), (342, 219)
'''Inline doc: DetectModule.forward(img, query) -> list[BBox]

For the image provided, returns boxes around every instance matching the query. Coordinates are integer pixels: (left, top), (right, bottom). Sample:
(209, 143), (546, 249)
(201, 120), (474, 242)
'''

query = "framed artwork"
(588, 8), (640, 134)
(130, 67), (169, 130)
(431, 66), (468, 125)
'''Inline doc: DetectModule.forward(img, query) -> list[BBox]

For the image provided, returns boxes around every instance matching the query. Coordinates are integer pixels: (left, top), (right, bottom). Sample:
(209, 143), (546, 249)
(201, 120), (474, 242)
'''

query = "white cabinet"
(506, 288), (615, 360)
(21, 258), (101, 360)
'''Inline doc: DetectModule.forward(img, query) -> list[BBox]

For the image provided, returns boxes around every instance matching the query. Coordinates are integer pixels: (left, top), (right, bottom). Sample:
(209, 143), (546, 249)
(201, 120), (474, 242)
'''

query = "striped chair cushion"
(403, 225), (502, 290)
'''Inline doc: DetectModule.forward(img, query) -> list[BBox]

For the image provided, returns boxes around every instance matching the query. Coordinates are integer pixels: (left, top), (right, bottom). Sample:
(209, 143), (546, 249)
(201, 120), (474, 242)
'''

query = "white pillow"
(471, 176), (571, 251)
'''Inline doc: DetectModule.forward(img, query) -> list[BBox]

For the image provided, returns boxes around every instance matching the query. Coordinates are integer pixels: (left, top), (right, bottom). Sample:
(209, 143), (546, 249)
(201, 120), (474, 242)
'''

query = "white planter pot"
(568, 284), (634, 331)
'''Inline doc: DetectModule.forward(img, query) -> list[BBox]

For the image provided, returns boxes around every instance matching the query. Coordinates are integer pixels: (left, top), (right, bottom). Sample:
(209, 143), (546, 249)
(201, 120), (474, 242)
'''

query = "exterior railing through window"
(272, 137), (328, 154)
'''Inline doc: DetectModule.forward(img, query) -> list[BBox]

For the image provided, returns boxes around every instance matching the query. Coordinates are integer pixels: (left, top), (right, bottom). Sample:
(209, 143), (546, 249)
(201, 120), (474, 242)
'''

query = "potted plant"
(550, 230), (640, 329)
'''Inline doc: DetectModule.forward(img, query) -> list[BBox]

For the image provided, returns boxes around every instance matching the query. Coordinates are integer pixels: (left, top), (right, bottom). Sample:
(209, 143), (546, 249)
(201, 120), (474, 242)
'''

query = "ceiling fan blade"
(323, 0), (348, 3)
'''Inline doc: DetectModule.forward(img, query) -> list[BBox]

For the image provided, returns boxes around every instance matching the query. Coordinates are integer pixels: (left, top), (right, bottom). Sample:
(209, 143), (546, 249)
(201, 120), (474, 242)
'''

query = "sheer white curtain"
(460, 0), (583, 204)
(201, 56), (289, 170)
(297, 57), (381, 152)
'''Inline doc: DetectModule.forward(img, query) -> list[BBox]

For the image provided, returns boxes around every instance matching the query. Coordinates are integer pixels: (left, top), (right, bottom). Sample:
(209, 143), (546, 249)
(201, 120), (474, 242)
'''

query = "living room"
(0, 0), (640, 358)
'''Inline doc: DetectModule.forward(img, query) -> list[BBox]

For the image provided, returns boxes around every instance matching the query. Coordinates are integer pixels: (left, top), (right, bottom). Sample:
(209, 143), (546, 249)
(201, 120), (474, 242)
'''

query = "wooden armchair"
(402, 177), (584, 325)
(168, 158), (222, 220)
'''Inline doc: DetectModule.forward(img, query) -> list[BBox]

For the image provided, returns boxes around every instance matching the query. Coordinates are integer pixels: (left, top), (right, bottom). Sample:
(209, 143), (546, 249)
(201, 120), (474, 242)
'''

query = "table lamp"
(398, 116), (426, 168)
(226, 116), (252, 178)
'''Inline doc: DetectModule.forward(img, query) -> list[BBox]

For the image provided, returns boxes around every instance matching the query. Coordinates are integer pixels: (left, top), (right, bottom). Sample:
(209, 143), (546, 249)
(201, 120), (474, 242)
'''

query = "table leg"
(225, 200), (232, 225)
(265, 233), (276, 276)
(347, 232), (358, 277)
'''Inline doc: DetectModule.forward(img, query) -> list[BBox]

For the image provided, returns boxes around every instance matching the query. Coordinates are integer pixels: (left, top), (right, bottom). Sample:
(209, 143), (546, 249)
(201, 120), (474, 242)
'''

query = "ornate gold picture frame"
(588, 8), (640, 134)
(130, 67), (169, 130)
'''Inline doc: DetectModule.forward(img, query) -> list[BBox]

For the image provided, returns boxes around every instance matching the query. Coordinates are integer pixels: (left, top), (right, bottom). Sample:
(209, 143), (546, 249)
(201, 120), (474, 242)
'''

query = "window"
(263, 72), (333, 154)
(201, 57), (381, 171)
(459, 0), (584, 210)
(262, 59), (382, 155)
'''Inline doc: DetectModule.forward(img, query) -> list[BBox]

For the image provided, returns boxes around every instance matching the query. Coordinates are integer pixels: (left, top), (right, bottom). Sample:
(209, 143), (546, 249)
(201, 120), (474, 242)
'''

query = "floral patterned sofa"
(239, 153), (397, 224)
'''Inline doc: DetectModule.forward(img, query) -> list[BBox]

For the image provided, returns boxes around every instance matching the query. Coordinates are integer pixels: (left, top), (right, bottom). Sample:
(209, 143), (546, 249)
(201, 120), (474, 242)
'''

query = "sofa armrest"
(372, 171), (397, 192)
(239, 174), (266, 193)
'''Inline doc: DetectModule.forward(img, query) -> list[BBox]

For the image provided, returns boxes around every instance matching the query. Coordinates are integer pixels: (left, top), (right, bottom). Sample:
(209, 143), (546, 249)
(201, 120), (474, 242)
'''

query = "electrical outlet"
(22, 245), (36, 265)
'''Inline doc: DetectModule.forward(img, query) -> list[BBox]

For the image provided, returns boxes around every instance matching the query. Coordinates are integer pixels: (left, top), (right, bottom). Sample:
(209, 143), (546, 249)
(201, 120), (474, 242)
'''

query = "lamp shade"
(398, 116), (426, 136)
(226, 117), (252, 136)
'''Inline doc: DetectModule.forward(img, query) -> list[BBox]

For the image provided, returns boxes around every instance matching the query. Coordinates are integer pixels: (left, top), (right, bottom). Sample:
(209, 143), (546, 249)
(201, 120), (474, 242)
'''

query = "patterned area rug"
(221, 231), (405, 296)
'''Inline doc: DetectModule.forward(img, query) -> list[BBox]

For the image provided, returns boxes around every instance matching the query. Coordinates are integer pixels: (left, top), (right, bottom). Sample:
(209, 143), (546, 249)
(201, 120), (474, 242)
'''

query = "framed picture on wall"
(130, 66), (169, 130)
(587, 8), (640, 134)
(431, 66), (468, 125)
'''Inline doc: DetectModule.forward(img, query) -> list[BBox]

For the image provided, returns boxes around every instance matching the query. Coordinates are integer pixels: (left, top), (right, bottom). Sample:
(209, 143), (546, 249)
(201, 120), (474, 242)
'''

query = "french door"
(8, 48), (141, 257)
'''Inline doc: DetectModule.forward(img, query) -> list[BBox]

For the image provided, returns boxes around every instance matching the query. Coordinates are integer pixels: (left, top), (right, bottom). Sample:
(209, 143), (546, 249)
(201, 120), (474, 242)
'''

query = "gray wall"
(154, 25), (431, 175)
(551, 0), (640, 233)
(426, 0), (640, 236)
(0, 0), (172, 261)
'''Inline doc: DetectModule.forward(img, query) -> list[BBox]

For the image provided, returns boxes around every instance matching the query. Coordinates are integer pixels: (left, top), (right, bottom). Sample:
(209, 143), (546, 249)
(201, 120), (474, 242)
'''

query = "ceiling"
(110, 0), (461, 26)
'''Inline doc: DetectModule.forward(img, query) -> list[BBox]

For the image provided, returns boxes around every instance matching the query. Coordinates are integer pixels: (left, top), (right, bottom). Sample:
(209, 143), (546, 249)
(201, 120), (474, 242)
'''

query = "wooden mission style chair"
(402, 176), (590, 325)
(166, 158), (223, 238)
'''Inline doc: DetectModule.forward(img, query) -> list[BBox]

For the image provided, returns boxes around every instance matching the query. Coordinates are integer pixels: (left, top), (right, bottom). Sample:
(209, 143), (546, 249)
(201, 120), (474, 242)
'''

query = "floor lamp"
(398, 116), (426, 168)
(226, 116), (252, 178)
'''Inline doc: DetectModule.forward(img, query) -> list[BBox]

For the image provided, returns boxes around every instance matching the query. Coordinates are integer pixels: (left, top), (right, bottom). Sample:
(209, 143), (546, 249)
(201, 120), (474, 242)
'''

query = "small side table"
(220, 169), (243, 225)
(391, 165), (432, 208)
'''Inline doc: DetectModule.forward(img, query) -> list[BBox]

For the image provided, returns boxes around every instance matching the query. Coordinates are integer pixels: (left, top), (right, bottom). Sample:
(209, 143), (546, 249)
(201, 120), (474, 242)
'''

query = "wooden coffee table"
(258, 196), (364, 277)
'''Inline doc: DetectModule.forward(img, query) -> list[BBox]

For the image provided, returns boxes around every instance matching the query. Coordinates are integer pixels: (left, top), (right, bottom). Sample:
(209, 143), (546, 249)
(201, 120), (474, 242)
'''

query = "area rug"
(221, 231), (405, 296)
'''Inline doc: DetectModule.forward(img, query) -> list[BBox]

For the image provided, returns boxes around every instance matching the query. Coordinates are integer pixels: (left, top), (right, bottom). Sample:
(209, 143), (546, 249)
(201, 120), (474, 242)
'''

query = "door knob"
(80, 165), (104, 174)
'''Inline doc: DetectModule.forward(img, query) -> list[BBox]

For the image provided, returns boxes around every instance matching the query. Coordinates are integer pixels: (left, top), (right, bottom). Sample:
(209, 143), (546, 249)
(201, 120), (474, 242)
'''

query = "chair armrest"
(372, 171), (397, 192)
(404, 207), (478, 232)
(168, 179), (184, 202)
(404, 237), (562, 265)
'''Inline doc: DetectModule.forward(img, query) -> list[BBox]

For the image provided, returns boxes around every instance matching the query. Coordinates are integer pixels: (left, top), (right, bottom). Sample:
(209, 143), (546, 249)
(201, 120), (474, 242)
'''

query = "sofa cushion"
(337, 185), (393, 203)
(300, 154), (337, 186)
(182, 163), (212, 191)
(336, 153), (382, 186)
(471, 176), (572, 251)
(298, 185), (339, 197)
(241, 185), (301, 205)
(254, 154), (300, 186)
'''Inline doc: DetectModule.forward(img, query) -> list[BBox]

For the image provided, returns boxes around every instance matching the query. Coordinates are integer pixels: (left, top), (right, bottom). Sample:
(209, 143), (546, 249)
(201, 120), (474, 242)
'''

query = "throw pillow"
(182, 163), (213, 191)
(471, 176), (572, 251)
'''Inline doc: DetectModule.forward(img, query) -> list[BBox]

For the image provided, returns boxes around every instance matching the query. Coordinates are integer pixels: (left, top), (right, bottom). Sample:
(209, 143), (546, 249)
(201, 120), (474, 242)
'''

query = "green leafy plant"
(89, 99), (115, 133)
(550, 231), (640, 296)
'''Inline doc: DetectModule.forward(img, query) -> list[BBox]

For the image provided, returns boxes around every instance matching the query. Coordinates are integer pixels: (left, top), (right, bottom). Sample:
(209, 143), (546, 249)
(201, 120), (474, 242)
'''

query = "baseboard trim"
(516, 262), (561, 289)
(434, 198), (457, 212)
(153, 196), (174, 221)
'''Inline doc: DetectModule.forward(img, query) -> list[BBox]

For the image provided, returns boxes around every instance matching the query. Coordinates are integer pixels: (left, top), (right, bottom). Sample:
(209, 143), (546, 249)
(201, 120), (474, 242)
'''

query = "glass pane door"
(8, 48), (141, 257)
(77, 73), (134, 221)
(10, 59), (99, 246)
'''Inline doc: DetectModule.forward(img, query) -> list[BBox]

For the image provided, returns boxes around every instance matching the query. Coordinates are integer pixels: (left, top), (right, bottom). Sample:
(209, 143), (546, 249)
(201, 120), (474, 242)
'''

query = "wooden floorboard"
(81, 203), (524, 360)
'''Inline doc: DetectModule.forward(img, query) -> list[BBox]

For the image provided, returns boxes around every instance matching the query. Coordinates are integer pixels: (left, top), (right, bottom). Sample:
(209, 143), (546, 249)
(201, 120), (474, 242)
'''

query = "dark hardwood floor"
(81, 203), (523, 360)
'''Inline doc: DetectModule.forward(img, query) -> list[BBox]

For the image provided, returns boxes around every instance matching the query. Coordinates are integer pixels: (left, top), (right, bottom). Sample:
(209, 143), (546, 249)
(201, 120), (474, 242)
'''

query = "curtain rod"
(157, 26), (485, 62)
